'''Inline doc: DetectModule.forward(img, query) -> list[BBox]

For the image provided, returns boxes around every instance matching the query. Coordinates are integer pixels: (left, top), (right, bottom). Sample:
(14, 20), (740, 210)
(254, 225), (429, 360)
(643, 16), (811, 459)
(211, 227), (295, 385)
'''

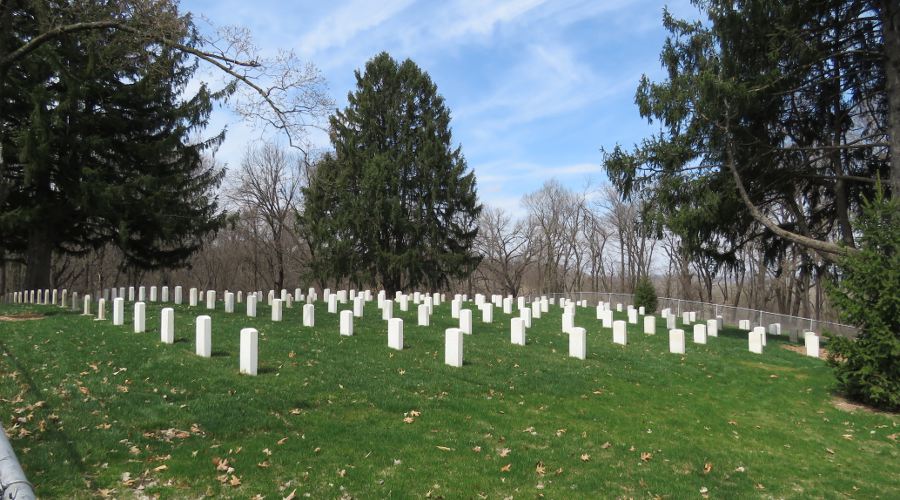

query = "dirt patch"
(781, 343), (831, 359)
(0, 312), (45, 322)
(832, 396), (898, 417)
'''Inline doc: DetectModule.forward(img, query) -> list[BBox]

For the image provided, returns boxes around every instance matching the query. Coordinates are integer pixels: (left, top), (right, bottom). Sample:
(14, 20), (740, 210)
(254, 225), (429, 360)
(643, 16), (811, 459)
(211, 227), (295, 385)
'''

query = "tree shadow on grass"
(0, 339), (95, 490)
(258, 366), (277, 375)
(211, 350), (230, 357)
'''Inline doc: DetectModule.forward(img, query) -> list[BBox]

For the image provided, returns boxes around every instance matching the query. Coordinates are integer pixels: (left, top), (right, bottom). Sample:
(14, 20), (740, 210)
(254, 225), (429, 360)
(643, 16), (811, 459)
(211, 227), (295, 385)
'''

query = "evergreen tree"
(301, 52), (481, 293)
(1, 1), (227, 288)
(826, 187), (899, 411)
(603, 0), (897, 264)
(633, 276), (658, 314)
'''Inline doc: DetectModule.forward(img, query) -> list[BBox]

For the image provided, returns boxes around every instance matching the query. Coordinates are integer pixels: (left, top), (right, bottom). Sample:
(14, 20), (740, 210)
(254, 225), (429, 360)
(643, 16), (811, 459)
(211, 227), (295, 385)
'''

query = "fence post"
(0, 425), (36, 500)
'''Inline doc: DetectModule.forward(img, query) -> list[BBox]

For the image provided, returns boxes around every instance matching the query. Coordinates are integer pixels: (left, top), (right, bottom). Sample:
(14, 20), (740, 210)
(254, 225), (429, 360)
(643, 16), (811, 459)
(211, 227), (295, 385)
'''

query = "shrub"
(633, 276), (658, 314)
(826, 189), (900, 411)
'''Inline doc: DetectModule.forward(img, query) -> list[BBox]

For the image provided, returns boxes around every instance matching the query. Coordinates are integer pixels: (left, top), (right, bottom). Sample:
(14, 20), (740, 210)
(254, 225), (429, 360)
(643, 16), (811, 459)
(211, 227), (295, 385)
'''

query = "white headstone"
(175, 286), (183, 305)
(482, 304), (493, 323)
(601, 310), (613, 329)
(225, 292), (235, 313)
(353, 296), (364, 318)
(149, 286), (157, 302)
(706, 318), (718, 337)
(51, 289), (58, 305)
(638, 306), (645, 315)
(460, 309), (473, 335)
(83, 294), (92, 315)
(189, 288), (198, 307)
(271, 298), (283, 322)
(613, 320), (627, 345)
(398, 294), (409, 312)
(511, 317), (526, 346)
(451, 298), (461, 319)
(382, 299), (393, 320)
(340, 310), (354, 336)
(682, 311), (691, 325)
(768, 323), (781, 336)
(716, 315), (723, 330)
(113, 297), (124, 325)
(161, 286), (169, 302)
(503, 297), (513, 314)
(666, 313), (676, 330)
(138, 286), (146, 302)
(628, 308), (638, 325)
(749, 327), (765, 354)
(96, 298), (107, 320)
(669, 329), (686, 354)
(520, 307), (532, 328)
(693, 324), (707, 344)
(562, 311), (574, 334)
(240, 328), (258, 375)
(388, 318), (404, 350)
(445, 328), (463, 367)
(206, 290), (216, 310)
(161, 308), (174, 344)
(303, 303), (315, 327)
(804, 332), (819, 358)
(739, 319), (750, 330)
(247, 294), (257, 317)
(689, 311), (697, 323)
(134, 302), (146, 333)
(644, 315), (656, 335)
(237, 291), (243, 304)
(531, 301), (541, 319)
(196, 315), (211, 357)
(418, 303), (430, 326)
(616, 303), (623, 312)
(569, 327), (587, 360)
(328, 294), (338, 313)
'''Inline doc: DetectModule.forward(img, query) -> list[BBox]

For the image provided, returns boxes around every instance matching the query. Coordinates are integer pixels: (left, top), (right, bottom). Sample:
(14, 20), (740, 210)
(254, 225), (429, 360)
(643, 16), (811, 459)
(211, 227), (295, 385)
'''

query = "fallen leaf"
(826, 448), (835, 455)
(436, 446), (452, 451)
(500, 463), (511, 472)
(472, 446), (482, 453)
(290, 408), (302, 415)
(734, 466), (746, 473)
(403, 417), (415, 424)
(580, 453), (591, 462)
(277, 437), (288, 445)
(263, 448), (272, 456)
(703, 462), (713, 474)
(283, 489), (297, 500)
(257, 461), (270, 468)
(498, 448), (511, 457)
(640, 452), (653, 462)
(229, 475), (242, 487)
(535, 462), (546, 475)
(409, 410), (421, 417)
(601, 442), (612, 449)
(338, 469), (346, 477)
(153, 464), (168, 472)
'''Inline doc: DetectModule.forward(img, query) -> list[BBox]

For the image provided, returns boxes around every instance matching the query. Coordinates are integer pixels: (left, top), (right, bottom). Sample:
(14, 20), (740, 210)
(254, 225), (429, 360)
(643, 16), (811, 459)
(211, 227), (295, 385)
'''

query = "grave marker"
(669, 329), (685, 354)
(240, 328), (258, 375)
(613, 320), (627, 345)
(693, 324), (707, 344)
(388, 318), (404, 350)
(134, 302), (146, 333)
(196, 316), (211, 357)
(161, 308), (174, 344)
(445, 328), (463, 367)
(271, 298), (283, 322)
(569, 327), (587, 360)
(460, 309), (473, 335)
(303, 303), (315, 327)
(340, 310), (354, 336)
(247, 294), (257, 317)
(511, 317), (526, 346)
(804, 332), (819, 358)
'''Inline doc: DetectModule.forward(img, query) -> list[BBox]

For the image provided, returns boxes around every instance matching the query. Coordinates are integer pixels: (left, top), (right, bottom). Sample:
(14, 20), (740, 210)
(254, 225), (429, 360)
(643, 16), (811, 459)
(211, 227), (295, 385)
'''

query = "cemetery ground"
(0, 300), (897, 499)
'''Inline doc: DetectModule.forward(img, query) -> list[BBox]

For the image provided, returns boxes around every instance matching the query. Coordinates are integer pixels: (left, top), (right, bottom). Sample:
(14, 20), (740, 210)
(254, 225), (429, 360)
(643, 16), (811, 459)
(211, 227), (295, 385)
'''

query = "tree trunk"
(23, 225), (53, 290)
(883, 0), (900, 197)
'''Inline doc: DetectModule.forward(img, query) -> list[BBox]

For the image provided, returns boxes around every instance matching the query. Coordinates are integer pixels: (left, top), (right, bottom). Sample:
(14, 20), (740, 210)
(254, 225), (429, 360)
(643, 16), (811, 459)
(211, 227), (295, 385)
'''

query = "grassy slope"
(0, 299), (896, 499)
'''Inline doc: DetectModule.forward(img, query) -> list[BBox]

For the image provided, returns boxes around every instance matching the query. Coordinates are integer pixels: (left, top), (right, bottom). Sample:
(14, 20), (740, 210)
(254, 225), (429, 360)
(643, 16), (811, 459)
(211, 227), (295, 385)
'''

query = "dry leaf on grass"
(498, 448), (511, 457)
(580, 453), (591, 462)
(640, 452), (653, 462)
(535, 462), (546, 475)
(601, 442), (612, 449)
(500, 463), (511, 472)
(277, 437), (288, 445)
(703, 462), (713, 474)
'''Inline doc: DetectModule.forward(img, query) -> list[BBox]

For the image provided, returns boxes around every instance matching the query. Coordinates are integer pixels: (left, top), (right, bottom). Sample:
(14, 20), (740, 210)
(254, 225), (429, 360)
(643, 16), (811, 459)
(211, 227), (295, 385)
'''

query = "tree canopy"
(301, 52), (481, 293)
(603, 0), (898, 265)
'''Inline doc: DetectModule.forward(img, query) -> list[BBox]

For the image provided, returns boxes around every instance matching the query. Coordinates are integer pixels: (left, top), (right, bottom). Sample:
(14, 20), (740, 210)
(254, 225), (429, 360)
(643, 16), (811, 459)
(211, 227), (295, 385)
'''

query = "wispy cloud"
(296, 0), (416, 56)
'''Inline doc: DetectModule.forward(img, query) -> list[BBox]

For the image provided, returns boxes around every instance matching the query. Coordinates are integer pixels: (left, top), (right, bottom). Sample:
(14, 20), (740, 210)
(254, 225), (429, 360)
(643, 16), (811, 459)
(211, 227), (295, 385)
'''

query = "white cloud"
(296, 0), (416, 56)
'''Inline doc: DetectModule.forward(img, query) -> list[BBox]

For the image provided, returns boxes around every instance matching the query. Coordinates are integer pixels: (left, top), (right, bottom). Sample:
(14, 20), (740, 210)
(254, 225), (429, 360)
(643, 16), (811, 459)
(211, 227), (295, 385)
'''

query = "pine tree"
(301, 52), (481, 293)
(1, 1), (227, 288)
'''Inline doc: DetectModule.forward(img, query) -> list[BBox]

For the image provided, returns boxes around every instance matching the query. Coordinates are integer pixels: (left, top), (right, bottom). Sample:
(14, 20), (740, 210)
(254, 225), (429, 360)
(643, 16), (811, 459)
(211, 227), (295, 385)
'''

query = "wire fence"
(544, 291), (858, 340)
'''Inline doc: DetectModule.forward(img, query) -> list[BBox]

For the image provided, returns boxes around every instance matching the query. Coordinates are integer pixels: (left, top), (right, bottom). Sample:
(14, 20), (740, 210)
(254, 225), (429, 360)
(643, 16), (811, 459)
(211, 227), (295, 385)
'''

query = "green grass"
(0, 298), (896, 498)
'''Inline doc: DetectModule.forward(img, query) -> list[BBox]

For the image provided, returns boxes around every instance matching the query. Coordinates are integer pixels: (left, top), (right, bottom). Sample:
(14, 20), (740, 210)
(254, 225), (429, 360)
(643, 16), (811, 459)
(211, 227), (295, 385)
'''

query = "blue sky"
(181, 0), (699, 216)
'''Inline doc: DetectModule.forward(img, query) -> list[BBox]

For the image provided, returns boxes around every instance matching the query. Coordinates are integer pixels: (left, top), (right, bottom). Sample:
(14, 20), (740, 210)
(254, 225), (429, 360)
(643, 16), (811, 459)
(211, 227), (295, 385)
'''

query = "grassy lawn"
(0, 297), (896, 498)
